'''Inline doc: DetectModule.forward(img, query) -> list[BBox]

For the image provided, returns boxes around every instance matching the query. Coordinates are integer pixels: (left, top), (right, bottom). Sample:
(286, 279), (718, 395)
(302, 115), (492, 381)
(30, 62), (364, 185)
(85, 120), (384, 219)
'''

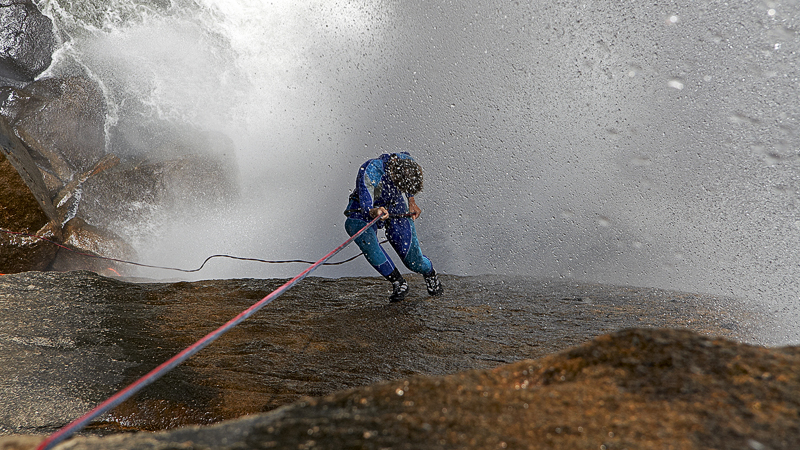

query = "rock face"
(78, 149), (239, 230)
(0, 76), (238, 273)
(0, 0), (240, 275)
(3, 77), (108, 181)
(0, 74), (112, 272)
(0, 116), (60, 273)
(8, 327), (800, 450)
(48, 217), (137, 276)
(0, 271), (766, 443)
(0, 0), (57, 86)
(0, 0), (239, 274)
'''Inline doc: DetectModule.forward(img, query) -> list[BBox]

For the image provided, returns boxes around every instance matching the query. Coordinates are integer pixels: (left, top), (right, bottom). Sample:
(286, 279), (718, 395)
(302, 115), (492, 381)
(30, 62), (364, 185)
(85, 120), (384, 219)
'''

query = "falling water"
(36, 0), (799, 345)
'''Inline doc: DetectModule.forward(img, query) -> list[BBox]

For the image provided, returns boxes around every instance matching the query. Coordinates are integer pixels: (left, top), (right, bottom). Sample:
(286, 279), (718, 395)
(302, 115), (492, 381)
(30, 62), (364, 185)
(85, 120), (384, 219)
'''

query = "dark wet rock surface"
(5, 77), (108, 180)
(0, 0), (56, 86)
(0, 271), (764, 444)
(24, 327), (797, 450)
(10, 329), (800, 450)
(0, 117), (60, 273)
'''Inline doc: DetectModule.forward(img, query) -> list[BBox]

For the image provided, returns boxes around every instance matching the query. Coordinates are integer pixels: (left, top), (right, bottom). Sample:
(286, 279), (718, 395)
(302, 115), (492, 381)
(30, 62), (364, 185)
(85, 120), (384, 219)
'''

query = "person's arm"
(357, 160), (390, 220)
(356, 160), (382, 216)
(407, 196), (421, 220)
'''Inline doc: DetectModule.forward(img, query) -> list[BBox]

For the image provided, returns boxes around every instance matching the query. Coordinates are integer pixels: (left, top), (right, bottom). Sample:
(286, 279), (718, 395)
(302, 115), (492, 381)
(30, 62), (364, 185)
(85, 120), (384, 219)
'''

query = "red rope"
(35, 215), (382, 450)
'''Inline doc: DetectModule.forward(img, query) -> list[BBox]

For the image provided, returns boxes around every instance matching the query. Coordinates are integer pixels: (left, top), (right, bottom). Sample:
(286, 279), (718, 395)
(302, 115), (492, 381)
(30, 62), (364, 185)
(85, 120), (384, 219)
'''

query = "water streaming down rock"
(32, 0), (799, 344)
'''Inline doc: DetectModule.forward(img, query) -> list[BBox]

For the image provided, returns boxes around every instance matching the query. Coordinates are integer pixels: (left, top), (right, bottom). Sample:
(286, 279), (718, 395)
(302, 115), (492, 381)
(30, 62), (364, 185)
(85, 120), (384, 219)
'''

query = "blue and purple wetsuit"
(344, 153), (434, 277)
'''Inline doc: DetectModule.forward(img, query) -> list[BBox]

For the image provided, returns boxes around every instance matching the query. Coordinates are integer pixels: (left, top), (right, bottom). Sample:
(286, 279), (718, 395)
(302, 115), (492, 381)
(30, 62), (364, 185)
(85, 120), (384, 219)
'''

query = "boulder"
(6, 76), (107, 180)
(48, 217), (137, 277)
(0, 0), (57, 86)
(0, 115), (59, 272)
(79, 144), (238, 228)
(0, 75), (240, 275)
(0, 81), (129, 275)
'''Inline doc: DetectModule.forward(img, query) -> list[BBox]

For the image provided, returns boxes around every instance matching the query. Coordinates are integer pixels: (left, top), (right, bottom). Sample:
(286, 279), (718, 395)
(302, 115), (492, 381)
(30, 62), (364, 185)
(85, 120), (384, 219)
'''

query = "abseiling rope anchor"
(35, 215), (383, 450)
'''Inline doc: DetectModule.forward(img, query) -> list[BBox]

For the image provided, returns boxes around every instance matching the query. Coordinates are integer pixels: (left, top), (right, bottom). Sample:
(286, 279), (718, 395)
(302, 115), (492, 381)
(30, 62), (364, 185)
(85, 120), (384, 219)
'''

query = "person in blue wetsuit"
(344, 152), (443, 302)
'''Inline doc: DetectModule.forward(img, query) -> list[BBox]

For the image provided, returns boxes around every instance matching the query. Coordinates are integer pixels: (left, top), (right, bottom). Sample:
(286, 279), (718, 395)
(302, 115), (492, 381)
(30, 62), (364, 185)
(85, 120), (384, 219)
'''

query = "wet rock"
(0, 115), (57, 221)
(48, 217), (137, 277)
(0, 75), (237, 274)
(6, 77), (107, 179)
(0, 85), (31, 122)
(0, 0), (57, 86)
(52, 154), (119, 226)
(0, 116), (60, 272)
(1, 112), (124, 274)
(11, 327), (800, 450)
(0, 84), (72, 192)
(0, 219), (59, 273)
(0, 271), (764, 440)
(79, 144), (238, 228)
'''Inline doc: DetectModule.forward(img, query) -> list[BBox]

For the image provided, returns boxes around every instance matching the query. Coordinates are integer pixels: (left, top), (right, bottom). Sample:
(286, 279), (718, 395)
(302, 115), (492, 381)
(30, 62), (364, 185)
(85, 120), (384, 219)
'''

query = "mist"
(38, 0), (799, 344)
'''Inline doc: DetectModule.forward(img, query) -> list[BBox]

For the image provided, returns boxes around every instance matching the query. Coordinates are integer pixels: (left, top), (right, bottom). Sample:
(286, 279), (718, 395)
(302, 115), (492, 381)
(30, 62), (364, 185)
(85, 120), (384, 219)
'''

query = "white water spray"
(39, 0), (800, 345)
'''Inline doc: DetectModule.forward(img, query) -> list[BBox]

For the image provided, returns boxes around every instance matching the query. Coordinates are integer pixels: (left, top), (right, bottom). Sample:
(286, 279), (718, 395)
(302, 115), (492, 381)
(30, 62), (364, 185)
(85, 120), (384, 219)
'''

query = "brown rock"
(12, 328), (799, 450)
(0, 116), (60, 272)
(0, 219), (59, 273)
(247, 328), (798, 450)
(48, 217), (137, 276)
(1, 272), (780, 449)
(0, 435), (43, 450)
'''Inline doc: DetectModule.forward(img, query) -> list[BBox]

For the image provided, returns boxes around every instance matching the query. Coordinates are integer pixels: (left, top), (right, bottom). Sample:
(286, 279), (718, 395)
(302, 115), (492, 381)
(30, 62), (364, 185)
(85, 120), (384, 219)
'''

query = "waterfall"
(37, 0), (800, 344)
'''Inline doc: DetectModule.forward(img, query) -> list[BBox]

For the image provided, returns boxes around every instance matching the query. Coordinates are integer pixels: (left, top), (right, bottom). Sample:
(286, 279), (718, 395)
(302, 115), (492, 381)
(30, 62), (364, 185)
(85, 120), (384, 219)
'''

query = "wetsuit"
(344, 153), (434, 277)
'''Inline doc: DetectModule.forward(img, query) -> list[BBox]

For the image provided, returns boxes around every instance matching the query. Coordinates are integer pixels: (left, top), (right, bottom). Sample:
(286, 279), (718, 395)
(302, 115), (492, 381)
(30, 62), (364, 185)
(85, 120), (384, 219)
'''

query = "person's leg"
(385, 217), (432, 275)
(385, 218), (443, 296)
(345, 217), (408, 301)
(345, 217), (395, 276)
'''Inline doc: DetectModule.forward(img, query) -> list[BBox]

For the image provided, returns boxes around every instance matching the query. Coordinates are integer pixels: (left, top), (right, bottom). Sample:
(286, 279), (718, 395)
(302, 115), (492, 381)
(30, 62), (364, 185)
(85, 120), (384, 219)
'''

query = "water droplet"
(667, 79), (684, 90)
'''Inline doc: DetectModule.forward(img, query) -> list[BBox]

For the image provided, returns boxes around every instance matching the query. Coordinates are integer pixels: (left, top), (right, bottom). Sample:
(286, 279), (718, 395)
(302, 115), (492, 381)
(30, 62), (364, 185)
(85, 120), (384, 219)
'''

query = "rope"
(34, 214), (383, 450)
(0, 214), (410, 274)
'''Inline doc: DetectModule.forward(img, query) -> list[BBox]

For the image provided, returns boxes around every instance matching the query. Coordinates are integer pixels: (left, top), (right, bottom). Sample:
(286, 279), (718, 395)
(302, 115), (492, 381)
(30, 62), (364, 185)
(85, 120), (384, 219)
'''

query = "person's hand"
(369, 207), (390, 220)
(408, 197), (421, 220)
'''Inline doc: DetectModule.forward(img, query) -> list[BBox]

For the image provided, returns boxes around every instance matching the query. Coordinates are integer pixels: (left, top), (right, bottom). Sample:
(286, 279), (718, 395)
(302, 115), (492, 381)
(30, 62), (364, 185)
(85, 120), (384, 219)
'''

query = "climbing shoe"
(385, 268), (409, 302)
(389, 279), (409, 302)
(424, 270), (444, 296)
